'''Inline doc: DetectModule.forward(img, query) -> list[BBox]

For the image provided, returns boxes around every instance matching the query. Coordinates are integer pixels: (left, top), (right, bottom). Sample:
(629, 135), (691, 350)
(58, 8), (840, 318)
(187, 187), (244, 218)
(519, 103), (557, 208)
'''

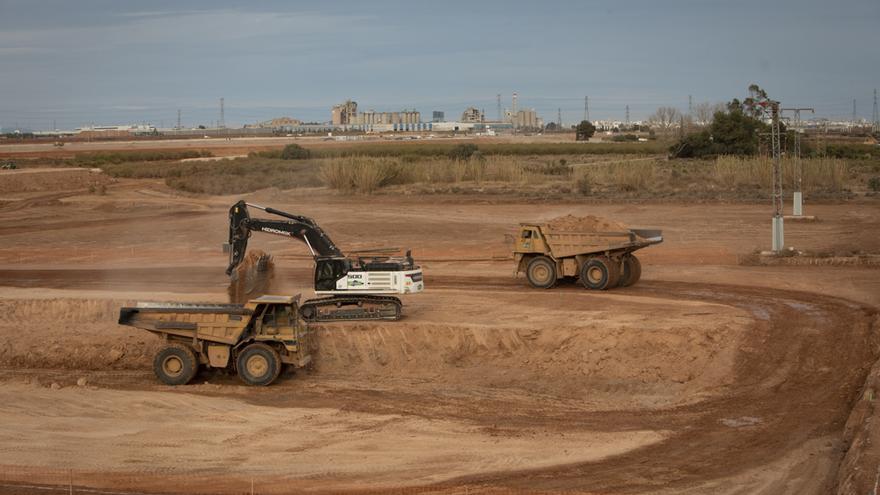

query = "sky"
(0, 0), (878, 130)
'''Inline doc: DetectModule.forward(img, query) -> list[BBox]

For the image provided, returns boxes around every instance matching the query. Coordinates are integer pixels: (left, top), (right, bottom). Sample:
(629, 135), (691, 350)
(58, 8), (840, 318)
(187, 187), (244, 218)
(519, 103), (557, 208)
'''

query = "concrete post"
(793, 192), (803, 217)
(772, 216), (784, 252)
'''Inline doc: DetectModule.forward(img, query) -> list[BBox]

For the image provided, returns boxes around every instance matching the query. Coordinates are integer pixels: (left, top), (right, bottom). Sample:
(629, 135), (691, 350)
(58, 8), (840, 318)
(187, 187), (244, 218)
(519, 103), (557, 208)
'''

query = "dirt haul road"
(0, 176), (878, 494)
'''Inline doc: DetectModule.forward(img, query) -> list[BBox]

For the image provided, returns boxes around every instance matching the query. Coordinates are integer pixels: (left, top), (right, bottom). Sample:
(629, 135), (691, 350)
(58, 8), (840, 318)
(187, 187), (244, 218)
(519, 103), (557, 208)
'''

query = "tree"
(575, 120), (596, 141)
(544, 122), (558, 132)
(693, 102), (725, 126)
(647, 107), (682, 130)
(669, 84), (789, 158)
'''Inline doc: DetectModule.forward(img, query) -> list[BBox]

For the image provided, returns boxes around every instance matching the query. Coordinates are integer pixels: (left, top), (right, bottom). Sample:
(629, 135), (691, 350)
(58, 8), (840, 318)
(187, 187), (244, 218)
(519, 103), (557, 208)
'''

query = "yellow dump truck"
(514, 222), (662, 290)
(118, 295), (312, 386)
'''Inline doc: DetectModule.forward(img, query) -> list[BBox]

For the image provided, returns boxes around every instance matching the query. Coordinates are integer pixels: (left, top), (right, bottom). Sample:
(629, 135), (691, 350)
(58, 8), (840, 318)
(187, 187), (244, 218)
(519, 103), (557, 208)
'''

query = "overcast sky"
(1, 0), (878, 130)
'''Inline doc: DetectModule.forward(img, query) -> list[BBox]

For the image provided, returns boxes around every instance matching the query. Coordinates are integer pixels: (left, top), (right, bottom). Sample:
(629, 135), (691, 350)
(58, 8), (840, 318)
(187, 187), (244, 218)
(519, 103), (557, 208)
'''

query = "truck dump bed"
(118, 302), (253, 345)
(538, 226), (663, 258)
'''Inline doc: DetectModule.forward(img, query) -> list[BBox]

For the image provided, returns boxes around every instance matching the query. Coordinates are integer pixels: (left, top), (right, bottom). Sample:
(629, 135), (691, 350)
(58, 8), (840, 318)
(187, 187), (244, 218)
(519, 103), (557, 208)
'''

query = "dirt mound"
(0, 298), (156, 370)
(0, 168), (110, 194)
(227, 250), (277, 304)
(545, 214), (629, 232)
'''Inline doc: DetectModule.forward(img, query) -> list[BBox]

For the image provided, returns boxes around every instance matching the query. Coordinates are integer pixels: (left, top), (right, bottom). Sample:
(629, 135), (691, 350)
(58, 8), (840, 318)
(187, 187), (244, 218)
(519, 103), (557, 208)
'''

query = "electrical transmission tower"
(782, 107), (814, 217)
(584, 96), (590, 122)
(496, 94), (502, 122)
(769, 101), (784, 251)
(557, 108), (562, 130)
(625, 105), (630, 128)
(873, 89), (879, 133)
(220, 98), (226, 129)
(177, 109), (181, 130)
(688, 95), (693, 115)
(851, 99), (856, 129)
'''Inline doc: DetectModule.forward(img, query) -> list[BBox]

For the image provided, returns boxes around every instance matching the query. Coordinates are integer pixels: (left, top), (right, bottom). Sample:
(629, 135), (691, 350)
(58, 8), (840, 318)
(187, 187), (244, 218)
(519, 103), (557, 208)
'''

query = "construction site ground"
(0, 170), (878, 494)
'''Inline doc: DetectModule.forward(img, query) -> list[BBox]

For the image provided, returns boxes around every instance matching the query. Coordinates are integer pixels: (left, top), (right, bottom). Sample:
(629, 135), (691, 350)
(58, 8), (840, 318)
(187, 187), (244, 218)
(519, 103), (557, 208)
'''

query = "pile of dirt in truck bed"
(227, 250), (276, 304)
(545, 214), (629, 232)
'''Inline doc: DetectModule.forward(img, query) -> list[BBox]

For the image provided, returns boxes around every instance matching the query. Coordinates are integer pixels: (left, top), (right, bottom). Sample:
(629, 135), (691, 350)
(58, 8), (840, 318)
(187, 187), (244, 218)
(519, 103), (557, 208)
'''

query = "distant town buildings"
(432, 111), (445, 122)
(245, 117), (303, 129)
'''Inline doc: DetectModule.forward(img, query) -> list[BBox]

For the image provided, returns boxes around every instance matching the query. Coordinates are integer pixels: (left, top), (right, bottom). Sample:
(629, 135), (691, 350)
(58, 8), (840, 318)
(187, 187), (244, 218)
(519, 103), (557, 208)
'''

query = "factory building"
(506, 108), (543, 129)
(460, 107), (484, 123)
(350, 109), (421, 126)
(331, 100), (358, 125)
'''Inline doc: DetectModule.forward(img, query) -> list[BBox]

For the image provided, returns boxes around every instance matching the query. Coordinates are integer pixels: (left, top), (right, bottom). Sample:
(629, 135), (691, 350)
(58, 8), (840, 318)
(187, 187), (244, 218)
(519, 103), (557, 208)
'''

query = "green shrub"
(280, 144), (311, 160)
(447, 143), (479, 161)
(868, 177), (880, 191)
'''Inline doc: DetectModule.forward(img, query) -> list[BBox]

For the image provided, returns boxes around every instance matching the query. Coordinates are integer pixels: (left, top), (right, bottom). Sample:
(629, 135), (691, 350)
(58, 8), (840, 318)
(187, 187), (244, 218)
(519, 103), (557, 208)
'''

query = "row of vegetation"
(251, 140), (667, 160)
(84, 152), (865, 198)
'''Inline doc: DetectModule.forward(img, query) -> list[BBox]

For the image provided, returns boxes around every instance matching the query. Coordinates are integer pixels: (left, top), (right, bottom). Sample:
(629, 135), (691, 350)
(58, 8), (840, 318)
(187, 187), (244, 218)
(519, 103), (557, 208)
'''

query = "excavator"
(225, 200), (423, 322)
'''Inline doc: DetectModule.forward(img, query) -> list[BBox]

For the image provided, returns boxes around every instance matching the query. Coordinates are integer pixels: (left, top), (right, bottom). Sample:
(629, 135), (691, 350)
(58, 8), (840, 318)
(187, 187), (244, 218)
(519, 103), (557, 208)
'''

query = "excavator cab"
(315, 257), (351, 291)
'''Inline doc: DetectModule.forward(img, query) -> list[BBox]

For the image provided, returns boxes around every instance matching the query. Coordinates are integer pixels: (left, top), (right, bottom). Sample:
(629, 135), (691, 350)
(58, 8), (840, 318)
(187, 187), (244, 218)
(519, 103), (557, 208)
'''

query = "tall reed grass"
(714, 155), (848, 191)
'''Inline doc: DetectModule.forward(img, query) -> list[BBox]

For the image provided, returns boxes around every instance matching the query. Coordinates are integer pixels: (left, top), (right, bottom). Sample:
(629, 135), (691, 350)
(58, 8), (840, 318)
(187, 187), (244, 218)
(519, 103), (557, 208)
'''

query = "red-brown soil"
(0, 162), (878, 494)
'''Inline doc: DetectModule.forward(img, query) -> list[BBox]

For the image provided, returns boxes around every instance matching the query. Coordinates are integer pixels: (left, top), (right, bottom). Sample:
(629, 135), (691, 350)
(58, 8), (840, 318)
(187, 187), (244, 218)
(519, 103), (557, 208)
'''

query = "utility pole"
(782, 107), (814, 217)
(770, 101), (784, 252)
(512, 92), (518, 133)
(851, 98), (856, 129)
(872, 88), (879, 133)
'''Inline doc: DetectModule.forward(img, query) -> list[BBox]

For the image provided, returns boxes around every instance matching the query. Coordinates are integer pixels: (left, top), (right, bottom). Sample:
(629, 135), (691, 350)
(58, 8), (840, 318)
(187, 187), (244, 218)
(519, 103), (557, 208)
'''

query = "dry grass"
(714, 155), (848, 192)
(574, 160), (656, 193)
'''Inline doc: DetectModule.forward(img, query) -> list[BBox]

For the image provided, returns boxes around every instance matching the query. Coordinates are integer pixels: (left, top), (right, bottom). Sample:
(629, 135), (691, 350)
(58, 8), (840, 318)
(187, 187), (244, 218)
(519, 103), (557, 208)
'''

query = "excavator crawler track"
(299, 295), (402, 322)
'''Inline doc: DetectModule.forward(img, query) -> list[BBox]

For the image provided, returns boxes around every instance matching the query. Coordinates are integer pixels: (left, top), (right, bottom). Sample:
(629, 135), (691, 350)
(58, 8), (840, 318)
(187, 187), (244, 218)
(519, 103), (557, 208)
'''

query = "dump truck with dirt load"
(118, 295), (312, 386)
(514, 215), (662, 290)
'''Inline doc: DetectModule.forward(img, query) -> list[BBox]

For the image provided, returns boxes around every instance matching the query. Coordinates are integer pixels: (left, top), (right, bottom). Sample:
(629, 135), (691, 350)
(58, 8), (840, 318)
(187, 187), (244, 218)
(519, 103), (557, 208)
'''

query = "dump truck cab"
(515, 224), (550, 255)
(118, 295), (312, 386)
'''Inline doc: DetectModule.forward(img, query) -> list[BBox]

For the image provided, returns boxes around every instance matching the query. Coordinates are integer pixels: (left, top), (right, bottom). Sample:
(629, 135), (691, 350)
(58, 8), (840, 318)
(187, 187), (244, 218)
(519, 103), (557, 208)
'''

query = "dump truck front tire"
(153, 344), (198, 386)
(526, 256), (557, 289)
(580, 256), (620, 290)
(619, 255), (642, 287)
(237, 343), (282, 386)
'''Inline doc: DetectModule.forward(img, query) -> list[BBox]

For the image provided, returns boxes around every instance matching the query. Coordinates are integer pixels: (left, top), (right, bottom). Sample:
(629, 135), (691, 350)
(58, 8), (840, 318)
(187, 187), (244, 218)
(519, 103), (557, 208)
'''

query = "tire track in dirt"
(0, 267), (875, 493)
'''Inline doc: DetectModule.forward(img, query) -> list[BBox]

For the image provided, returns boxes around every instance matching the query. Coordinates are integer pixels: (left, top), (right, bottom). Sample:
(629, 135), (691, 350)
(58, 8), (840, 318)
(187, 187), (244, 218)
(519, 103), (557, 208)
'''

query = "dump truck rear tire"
(153, 344), (198, 386)
(619, 255), (642, 287)
(526, 256), (557, 289)
(580, 256), (620, 290)
(236, 343), (282, 386)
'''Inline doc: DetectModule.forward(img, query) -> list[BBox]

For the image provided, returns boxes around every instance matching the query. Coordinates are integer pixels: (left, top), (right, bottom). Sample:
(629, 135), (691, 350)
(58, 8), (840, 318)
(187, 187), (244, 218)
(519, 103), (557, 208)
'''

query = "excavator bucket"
(225, 200), (251, 275)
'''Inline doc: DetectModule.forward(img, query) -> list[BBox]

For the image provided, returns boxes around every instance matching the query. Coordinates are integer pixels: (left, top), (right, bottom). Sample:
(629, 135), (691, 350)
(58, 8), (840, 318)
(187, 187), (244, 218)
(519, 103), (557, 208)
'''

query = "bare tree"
(647, 107), (682, 130)
(693, 102), (726, 126)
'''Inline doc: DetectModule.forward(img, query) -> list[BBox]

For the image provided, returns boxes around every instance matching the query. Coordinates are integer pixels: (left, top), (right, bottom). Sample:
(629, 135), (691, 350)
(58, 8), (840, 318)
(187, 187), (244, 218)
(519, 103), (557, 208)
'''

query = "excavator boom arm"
(226, 201), (343, 274)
